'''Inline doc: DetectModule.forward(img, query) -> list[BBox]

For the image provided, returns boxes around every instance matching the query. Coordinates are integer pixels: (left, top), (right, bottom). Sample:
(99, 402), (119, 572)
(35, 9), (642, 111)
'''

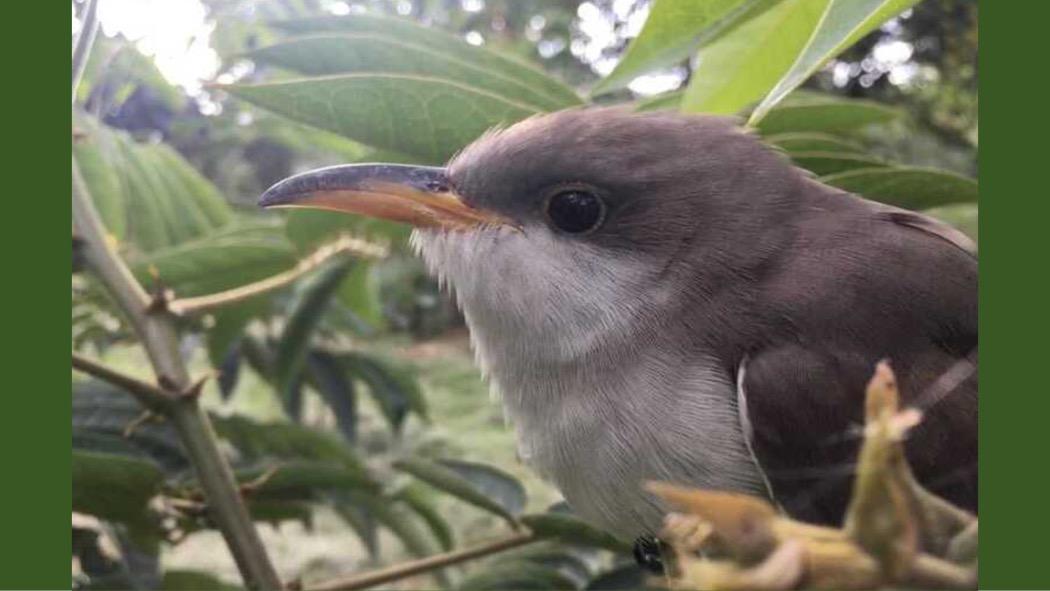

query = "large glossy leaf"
(755, 96), (899, 134)
(270, 15), (581, 107)
(763, 131), (864, 153)
(273, 256), (352, 403)
(749, 0), (920, 123)
(821, 166), (978, 210)
(394, 457), (522, 526)
(73, 113), (233, 252)
(682, 0), (829, 115)
(223, 75), (539, 164)
(341, 351), (427, 431)
(131, 220), (297, 298)
(790, 151), (888, 175)
(593, 0), (759, 95)
(73, 450), (163, 527)
(519, 513), (631, 553)
(247, 35), (575, 112)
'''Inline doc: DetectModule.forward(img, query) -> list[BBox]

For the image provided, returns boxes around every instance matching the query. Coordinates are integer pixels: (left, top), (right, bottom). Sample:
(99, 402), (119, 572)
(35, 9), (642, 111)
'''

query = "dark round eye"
(545, 190), (605, 234)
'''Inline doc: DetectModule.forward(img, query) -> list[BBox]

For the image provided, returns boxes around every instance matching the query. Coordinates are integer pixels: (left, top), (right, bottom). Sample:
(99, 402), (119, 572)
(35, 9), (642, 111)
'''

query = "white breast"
(413, 226), (769, 538)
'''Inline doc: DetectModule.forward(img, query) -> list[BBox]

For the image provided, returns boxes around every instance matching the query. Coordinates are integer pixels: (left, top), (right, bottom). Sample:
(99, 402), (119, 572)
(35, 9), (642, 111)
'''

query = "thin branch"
(169, 235), (388, 316)
(72, 352), (172, 414)
(72, 0), (100, 104)
(305, 530), (538, 591)
(73, 153), (281, 590)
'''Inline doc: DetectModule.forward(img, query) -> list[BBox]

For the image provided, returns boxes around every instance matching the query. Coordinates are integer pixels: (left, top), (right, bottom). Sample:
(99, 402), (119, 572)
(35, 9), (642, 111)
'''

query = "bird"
(259, 107), (977, 551)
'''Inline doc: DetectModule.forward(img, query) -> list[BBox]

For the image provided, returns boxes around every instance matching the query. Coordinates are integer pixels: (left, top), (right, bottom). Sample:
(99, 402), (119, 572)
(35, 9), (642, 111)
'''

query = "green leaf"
(749, 0), (921, 123)
(633, 90), (685, 112)
(304, 350), (358, 443)
(821, 167), (978, 210)
(131, 221), (297, 298)
(274, 256), (352, 403)
(682, 0), (829, 115)
(233, 461), (373, 498)
(338, 261), (383, 328)
(212, 415), (374, 488)
(924, 203), (978, 241)
(754, 97), (899, 134)
(341, 351), (427, 430)
(223, 74), (539, 164)
(789, 151), (888, 176)
(354, 493), (439, 558)
(399, 484), (455, 551)
(73, 380), (188, 474)
(73, 450), (162, 527)
(270, 14), (581, 108)
(519, 513), (631, 553)
(286, 209), (409, 254)
(439, 459), (527, 517)
(393, 457), (521, 526)
(73, 113), (233, 252)
(763, 131), (864, 153)
(593, 0), (759, 95)
(247, 34), (576, 112)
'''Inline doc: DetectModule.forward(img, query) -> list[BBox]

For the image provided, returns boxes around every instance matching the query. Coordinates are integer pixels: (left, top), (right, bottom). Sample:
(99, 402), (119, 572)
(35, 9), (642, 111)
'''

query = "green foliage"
(682, 0), (828, 115)
(274, 256), (353, 402)
(72, 450), (163, 529)
(394, 457), (523, 526)
(74, 114), (233, 252)
(594, 0), (762, 95)
(820, 166), (978, 209)
(749, 0), (922, 123)
(519, 513), (632, 553)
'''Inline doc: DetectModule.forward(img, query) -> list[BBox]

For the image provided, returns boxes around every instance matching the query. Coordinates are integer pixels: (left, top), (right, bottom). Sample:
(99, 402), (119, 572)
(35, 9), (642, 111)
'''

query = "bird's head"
(260, 108), (803, 360)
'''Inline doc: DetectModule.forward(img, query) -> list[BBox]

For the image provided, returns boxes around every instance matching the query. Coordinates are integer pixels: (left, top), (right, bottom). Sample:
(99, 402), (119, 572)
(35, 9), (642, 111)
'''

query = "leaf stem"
(169, 235), (387, 316)
(73, 155), (281, 590)
(305, 530), (538, 591)
(71, 352), (172, 414)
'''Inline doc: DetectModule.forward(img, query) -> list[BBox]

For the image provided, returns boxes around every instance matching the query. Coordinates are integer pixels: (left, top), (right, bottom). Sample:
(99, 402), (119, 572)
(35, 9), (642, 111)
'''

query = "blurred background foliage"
(72, 0), (977, 589)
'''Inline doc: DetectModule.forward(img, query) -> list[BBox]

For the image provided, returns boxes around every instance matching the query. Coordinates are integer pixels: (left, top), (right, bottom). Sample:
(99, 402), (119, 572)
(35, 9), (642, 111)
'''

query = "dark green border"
(0, 2), (71, 588)
(980, 0), (1050, 588)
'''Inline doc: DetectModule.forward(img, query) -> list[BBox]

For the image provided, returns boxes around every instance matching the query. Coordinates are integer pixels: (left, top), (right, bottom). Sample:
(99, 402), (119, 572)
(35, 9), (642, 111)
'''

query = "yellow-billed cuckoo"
(259, 108), (977, 548)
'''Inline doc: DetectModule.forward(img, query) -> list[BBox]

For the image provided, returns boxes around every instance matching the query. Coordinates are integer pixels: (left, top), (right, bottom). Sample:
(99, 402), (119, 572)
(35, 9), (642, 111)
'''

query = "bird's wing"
(876, 206), (977, 258)
(738, 342), (977, 526)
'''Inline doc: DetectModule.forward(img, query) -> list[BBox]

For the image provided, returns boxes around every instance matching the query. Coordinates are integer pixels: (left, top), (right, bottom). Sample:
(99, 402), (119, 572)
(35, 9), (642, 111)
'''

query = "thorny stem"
(169, 236), (387, 316)
(71, 352), (171, 414)
(73, 156), (282, 588)
(305, 530), (539, 591)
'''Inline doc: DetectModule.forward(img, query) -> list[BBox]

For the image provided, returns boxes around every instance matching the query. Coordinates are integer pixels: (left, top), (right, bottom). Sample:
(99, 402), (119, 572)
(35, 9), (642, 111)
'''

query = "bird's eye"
(545, 189), (605, 234)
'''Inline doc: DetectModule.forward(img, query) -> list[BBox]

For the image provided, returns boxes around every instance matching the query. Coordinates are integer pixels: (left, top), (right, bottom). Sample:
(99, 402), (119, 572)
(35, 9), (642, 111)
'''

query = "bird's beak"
(258, 164), (510, 230)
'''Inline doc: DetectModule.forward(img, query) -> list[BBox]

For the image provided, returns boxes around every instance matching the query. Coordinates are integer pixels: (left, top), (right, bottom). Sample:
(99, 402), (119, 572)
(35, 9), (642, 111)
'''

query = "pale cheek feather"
(412, 227), (767, 538)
